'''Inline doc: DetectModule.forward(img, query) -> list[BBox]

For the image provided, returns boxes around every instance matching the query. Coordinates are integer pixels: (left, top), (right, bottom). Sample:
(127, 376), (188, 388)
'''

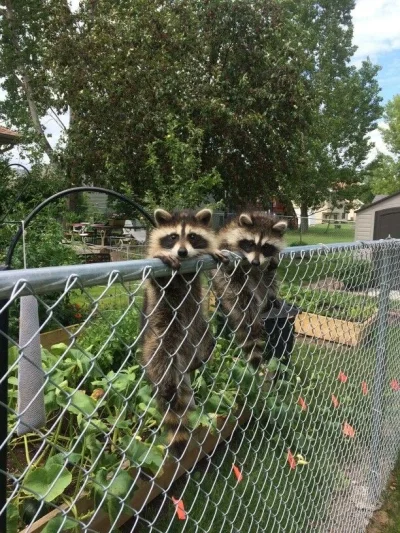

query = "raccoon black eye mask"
(159, 232), (209, 251)
(239, 239), (279, 257)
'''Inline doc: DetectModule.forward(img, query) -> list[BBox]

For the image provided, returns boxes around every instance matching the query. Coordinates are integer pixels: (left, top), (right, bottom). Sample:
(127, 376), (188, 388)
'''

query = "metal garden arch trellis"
(0, 187), (155, 532)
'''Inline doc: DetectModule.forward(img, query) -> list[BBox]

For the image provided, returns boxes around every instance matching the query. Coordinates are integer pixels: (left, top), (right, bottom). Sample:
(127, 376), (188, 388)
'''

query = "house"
(293, 199), (358, 226)
(0, 126), (19, 153)
(355, 191), (400, 240)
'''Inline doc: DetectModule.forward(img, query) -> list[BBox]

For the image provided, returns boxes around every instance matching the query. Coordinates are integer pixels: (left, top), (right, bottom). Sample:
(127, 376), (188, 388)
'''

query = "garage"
(355, 191), (400, 241)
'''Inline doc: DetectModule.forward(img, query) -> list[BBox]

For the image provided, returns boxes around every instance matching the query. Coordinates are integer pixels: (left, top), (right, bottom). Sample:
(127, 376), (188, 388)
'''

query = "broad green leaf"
(267, 358), (280, 372)
(46, 453), (82, 468)
(22, 465), (72, 502)
(50, 343), (68, 356)
(57, 390), (97, 416)
(6, 501), (19, 533)
(106, 471), (135, 523)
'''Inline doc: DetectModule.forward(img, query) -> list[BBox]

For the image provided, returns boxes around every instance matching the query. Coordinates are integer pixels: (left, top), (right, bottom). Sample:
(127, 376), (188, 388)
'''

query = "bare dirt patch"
(366, 471), (400, 533)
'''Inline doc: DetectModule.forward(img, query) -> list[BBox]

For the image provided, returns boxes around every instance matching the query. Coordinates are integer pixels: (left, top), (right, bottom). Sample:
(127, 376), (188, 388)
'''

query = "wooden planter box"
(294, 312), (376, 346)
(39, 325), (80, 349)
(19, 410), (251, 533)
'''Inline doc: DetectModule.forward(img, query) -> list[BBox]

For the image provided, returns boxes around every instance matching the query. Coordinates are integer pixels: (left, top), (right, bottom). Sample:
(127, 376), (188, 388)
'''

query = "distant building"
(0, 126), (19, 153)
(355, 191), (400, 240)
(293, 199), (359, 225)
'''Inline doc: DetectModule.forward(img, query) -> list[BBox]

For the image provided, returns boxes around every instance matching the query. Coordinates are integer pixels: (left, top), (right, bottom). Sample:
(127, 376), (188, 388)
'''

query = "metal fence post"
(369, 242), (391, 504)
(0, 298), (9, 533)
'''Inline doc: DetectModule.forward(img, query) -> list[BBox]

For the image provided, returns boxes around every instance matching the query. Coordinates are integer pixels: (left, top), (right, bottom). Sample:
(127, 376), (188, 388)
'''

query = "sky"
(6, 0), (400, 166)
(352, 0), (400, 159)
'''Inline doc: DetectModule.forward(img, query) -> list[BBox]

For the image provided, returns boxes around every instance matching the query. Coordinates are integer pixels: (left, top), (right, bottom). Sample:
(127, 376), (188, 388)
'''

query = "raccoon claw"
(154, 254), (181, 270)
(211, 250), (230, 264)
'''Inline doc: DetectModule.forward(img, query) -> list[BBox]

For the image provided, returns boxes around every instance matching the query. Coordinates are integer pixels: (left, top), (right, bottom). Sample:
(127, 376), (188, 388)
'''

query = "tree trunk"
(300, 201), (309, 232)
(20, 75), (55, 161)
(5, 0), (55, 162)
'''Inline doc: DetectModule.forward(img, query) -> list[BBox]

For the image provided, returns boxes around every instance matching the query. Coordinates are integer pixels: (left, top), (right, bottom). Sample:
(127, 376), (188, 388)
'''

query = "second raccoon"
(213, 212), (286, 369)
(142, 208), (227, 456)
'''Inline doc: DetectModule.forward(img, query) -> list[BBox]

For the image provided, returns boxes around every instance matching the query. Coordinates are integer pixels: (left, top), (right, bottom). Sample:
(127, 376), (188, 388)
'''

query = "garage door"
(374, 207), (400, 239)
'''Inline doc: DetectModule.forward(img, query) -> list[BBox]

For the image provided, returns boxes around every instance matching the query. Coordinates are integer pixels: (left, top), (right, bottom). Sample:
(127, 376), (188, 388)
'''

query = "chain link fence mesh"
(1, 239), (400, 533)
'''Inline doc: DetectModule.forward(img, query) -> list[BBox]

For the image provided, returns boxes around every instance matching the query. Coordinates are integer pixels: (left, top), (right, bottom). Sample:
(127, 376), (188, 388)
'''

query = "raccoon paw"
(154, 253), (181, 270)
(211, 250), (230, 264)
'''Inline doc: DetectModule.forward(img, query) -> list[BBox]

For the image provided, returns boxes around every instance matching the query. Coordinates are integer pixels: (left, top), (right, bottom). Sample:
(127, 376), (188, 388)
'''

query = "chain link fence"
(1, 239), (400, 533)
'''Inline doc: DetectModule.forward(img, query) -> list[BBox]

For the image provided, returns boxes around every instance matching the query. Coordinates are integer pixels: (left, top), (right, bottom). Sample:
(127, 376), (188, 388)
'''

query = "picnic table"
(64, 222), (147, 248)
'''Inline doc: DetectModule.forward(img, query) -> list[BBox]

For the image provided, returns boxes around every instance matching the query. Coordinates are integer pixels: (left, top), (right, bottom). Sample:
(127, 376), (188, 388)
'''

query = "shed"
(355, 191), (400, 240)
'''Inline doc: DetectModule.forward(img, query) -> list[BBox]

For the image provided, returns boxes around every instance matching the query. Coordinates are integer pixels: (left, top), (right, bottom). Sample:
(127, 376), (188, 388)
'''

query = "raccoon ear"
(239, 213), (253, 227)
(154, 209), (173, 226)
(272, 220), (287, 234)
(195, 208), (212, 226)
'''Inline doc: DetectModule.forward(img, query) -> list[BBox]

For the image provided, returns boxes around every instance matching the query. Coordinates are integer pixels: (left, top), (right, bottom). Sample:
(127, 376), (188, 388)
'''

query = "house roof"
(356, 190), (400, 213)
(372, 194), (388, 203)
(0, 126), (20, 145)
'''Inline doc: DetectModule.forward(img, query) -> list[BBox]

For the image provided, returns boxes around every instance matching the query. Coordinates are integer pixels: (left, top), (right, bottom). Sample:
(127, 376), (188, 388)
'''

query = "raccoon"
(213, 212), (287, 369)
(142, 208), (228, 457)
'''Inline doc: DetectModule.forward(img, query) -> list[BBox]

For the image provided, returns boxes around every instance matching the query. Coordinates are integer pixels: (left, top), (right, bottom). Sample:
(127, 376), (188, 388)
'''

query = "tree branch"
(4, 0), (55, 162)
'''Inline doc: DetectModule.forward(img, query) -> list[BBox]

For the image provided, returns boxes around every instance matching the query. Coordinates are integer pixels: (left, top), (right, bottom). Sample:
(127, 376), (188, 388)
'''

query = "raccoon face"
(222, 212), (286, 267)
(151, 208), (215, 259)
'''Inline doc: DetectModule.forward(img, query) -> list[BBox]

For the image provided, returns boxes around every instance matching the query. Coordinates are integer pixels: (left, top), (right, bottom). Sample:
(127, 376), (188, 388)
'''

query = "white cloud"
(365, 123), (391, 164)
(352, 0), (400, 60)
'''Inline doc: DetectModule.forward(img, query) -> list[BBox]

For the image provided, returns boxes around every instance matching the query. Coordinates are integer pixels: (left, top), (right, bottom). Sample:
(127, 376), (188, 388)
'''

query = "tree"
(362, 94), (400, 199)
(0, 0), (61, 162)
(144, 117), (223, 211)
(382, 94), (400, 154)
(0, 0), (312, 209)
(283, 0), (383, 230)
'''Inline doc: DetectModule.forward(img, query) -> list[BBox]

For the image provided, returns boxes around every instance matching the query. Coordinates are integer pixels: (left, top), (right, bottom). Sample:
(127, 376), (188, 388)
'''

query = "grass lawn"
(286, 223), (355, 246)
(69, 282), (138, 312)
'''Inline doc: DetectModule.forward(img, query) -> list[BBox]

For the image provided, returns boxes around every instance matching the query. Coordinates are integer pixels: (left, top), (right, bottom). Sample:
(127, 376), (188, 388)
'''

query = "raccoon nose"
(251, 259), (260, 266)
(178, 248), (188, 258)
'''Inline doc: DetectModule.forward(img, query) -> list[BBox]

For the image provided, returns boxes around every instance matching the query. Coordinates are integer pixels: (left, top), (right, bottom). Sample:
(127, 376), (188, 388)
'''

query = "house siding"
(355, 195), (400, 241)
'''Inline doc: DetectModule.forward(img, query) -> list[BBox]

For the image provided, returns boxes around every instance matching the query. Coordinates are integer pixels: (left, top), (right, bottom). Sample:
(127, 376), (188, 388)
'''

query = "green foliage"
(362, 95), (400, 198)
(6, 501), (19, 533)
(0, 0), (311, 207)
(94, 469), (135, 524)
(41, 516), (78, 533)
(382, 94), (400, 154)
(280, 284), (377, 322)
(11, 215), (77, 269)
(22, 463), (72, 503)
(285, 0), (383, 215)
(8, 285), (379, 530)
(144, 118), (223, 211)
(1, 0), (382, 210)
(3, 214), (86, 339)
(78, 306), (141, 371)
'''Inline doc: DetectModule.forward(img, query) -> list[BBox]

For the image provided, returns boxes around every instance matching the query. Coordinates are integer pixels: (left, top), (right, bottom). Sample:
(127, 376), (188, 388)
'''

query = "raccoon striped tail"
(158, 375), (195, 459)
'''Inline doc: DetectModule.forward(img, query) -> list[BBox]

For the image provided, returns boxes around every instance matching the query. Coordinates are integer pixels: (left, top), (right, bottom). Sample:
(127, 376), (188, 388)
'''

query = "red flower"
(74, 313), (82, 320)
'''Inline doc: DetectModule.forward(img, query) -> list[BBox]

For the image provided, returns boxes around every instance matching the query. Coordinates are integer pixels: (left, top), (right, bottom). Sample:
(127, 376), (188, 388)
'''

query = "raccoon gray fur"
(142, 208), (228, 457)
(213, 212), (286, 369)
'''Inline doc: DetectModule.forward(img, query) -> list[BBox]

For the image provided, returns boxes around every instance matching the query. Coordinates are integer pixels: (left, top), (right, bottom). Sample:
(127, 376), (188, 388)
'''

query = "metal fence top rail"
(0, 239), (399, 300)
